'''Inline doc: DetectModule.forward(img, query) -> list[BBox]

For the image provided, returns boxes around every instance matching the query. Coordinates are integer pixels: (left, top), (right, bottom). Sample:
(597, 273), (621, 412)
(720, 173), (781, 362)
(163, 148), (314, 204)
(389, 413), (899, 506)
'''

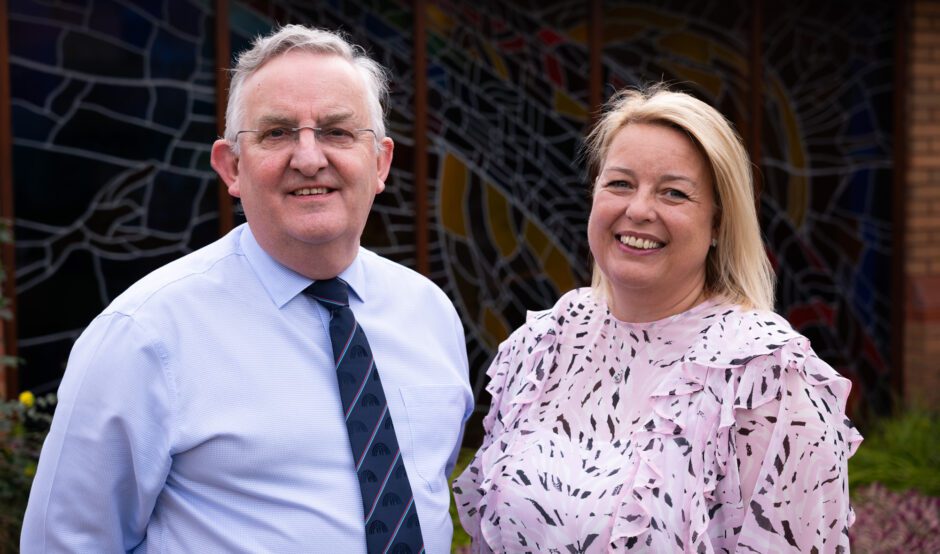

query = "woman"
(453, 86), (862, 553)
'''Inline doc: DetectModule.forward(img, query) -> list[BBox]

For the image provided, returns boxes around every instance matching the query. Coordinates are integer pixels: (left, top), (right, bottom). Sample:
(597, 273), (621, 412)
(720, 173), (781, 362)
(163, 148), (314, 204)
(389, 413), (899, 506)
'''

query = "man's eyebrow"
(317, 111), (356, 127)
(255, 115), (296, 128)
(253, 112), (358, 128)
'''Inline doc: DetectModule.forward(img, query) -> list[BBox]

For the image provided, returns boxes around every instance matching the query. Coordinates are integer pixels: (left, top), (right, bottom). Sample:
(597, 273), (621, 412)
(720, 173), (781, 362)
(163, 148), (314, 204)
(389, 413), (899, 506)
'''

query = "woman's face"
(588, 123), (717, 315)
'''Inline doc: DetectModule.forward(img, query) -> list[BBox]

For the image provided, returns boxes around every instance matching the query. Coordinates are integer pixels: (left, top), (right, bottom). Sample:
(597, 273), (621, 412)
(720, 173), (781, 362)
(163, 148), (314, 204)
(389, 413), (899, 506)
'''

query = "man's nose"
(290, 128), (328, 175)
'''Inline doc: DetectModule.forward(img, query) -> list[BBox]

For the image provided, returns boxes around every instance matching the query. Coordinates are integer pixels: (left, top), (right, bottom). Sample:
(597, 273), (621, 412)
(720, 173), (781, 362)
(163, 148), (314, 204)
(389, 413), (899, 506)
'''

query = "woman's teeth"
(619, 235), (663, 249)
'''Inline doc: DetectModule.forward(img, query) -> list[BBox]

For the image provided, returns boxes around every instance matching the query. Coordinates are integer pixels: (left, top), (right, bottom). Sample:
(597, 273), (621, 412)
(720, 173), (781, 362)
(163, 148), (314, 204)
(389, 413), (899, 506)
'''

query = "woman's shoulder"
(683, 301), (806, 368)
(665, 301), (854, 420)
(500, 287), (597, 345)
(532, 287), (598, 323)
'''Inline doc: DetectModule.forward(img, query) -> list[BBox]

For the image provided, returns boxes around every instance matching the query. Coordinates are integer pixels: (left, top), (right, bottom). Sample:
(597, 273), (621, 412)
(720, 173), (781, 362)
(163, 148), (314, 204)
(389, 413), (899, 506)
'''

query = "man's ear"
(211, 139), (241, 198)
(375, 137), (394, 194)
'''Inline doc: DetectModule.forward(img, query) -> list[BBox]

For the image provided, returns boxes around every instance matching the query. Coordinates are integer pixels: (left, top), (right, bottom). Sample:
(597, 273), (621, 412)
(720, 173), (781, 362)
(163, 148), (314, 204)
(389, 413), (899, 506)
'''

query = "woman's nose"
(624, 190), (656, 222)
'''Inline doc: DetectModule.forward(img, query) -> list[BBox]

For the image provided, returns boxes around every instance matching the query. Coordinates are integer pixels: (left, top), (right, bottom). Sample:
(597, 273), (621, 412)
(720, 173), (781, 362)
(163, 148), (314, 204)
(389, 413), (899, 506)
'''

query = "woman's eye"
(606, 180), (633, 189)
(665, 188), (690, 200)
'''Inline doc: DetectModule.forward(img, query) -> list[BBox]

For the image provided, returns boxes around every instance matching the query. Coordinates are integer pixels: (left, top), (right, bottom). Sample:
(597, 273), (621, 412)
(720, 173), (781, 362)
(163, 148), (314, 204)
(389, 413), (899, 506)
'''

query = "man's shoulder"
(359, 248), (445, 293)
(104, 230), (243, 316)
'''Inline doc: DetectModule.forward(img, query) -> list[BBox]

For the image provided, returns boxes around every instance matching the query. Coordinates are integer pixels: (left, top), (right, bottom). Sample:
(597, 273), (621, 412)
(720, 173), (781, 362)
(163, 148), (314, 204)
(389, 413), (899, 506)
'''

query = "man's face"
(212, 51), (393, 273)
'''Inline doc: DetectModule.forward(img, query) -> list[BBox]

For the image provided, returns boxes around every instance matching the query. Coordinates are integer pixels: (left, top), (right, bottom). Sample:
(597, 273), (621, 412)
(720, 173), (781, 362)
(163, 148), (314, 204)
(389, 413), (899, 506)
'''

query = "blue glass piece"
(869, 169), (893, 222)
(9, 20), (61, 64)
(90, 0), (155, 49)
(364, 14), (397, 40)
(847, 106), (876, 136)
(11, 144), (126, 224)
(150, 29), (197, 80)
(147, 171), (203, 232)
(86, 83), (153, 119)
(170, 146), (193, 168)
(193, 151), (212, 171)
(51, 79), (88, 118)
(153, 86), (189, 129)
(835, 170), (871, 216)
(193, 98), (216, 117)
(10, 105), (56, 141)
(229, 2), (273, 41)
(864, 248), (891, 291)
(181, 119), (217, 144)
(9, 64), (64, 108)
(9, 0), (84, 23)
(167, 0), (204, 37)
(16, 251), (104, 390)
(55, 108), (174, 162)
(63, 30), (145, 78)
(135, 0), (164, 18)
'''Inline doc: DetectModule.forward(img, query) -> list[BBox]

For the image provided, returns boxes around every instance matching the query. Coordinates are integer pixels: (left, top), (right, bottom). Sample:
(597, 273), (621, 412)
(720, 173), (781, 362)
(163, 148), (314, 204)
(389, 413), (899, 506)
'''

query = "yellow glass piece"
(713, 43), (747, 73)
(544, 246), (576, 294)
(482, 305), (510, 348)
(568, 23), (588, 43)
(426, 4), (455, 34)
(440, 154), (469, 238)
(482, 42), (509, 80)
(485, 183), (518, 257)
(770, 80), (808, 227)
(554, 89), (589, 121)
(658, 33), (711, 64)
(607, 6), (683, 30)
(603, 22), (646, 42)
(660, 61), (723, 98)
(523, 220), (550, 258)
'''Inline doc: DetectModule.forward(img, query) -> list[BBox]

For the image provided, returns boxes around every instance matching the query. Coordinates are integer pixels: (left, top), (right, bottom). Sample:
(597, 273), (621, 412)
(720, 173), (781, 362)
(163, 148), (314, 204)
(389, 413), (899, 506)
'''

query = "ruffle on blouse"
(471, 308), (558, 552)
(609, 308), (863, 552)
(482, 309), (557, 438)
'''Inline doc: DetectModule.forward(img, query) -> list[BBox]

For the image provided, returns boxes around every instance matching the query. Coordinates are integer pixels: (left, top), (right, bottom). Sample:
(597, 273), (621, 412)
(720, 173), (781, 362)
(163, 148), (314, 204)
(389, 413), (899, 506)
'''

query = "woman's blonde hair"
(585, 85), (775, 311)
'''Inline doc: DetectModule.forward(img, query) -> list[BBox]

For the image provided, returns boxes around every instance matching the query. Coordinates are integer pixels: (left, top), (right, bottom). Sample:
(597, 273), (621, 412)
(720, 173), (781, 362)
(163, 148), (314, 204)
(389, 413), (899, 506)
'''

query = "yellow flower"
(19, 390), (35, 408)
(24, 463), (37, 477)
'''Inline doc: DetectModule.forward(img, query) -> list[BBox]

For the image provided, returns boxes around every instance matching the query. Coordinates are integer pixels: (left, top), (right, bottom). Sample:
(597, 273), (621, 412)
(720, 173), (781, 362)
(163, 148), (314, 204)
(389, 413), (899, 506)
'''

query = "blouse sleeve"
(452, 310), (556, 553)
(733, 344), (862, 553)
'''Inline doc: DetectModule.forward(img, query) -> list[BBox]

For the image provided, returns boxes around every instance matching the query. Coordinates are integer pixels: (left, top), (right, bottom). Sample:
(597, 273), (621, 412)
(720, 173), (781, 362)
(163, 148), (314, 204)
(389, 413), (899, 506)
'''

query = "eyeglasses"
(234, 126), (377, 150)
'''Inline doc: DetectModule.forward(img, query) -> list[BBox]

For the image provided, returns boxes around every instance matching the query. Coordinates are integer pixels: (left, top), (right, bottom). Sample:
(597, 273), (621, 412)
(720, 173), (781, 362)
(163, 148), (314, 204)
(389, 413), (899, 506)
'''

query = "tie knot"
(304, 277), (350, 311)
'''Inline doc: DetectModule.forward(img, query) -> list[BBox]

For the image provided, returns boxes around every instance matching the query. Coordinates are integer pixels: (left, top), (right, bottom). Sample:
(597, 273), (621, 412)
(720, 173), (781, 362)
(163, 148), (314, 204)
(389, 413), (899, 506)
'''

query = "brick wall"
(904, 0), (940, 408)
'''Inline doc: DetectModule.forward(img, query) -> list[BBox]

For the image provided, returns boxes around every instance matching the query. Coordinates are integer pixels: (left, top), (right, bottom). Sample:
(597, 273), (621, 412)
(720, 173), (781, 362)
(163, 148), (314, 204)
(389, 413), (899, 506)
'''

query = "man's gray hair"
(224, 24), (389, 153)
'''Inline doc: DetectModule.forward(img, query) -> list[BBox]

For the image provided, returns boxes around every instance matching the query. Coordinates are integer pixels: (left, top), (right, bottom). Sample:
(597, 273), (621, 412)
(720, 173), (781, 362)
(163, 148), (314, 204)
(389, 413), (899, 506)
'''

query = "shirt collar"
(240, 224), (368, 308)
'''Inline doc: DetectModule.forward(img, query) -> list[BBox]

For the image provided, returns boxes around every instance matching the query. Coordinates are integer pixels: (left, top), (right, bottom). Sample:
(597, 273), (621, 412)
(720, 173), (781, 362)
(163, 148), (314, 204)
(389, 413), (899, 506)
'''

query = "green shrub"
(0, 391), (55, 549)
(849, 408), (940, 497)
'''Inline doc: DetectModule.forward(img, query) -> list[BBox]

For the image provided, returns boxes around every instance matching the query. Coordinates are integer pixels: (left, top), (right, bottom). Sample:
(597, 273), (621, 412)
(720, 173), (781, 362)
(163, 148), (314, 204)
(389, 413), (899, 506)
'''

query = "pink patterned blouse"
(453, 288), (862, 553)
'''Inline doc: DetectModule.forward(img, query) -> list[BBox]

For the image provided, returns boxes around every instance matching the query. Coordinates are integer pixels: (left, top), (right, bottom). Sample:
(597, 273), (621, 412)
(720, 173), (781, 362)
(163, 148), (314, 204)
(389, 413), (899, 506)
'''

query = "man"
(22, 25), (473, 553)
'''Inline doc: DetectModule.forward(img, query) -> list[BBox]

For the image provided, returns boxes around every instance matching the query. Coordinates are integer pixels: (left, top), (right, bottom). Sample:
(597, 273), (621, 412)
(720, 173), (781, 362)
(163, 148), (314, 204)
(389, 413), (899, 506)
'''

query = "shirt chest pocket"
(398, 384), (468, 492)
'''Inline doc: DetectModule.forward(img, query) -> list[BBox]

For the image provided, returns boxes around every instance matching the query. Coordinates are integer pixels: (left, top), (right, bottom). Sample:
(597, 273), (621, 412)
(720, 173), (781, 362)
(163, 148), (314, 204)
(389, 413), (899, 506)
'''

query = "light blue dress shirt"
(21, 224), (473, 553)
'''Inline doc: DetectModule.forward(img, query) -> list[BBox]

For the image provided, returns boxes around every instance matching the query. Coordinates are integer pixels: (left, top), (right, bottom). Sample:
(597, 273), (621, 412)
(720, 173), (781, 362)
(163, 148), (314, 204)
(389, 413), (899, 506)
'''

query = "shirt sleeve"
(21, 313), (175, 553)
(444, 309), (473, 479)
(734, 354), (860, 553)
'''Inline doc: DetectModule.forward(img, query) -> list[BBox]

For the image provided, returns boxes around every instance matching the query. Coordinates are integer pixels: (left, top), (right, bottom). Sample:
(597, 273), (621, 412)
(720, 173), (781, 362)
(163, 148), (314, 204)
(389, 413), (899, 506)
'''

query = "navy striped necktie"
(305, 278), (424, 554)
